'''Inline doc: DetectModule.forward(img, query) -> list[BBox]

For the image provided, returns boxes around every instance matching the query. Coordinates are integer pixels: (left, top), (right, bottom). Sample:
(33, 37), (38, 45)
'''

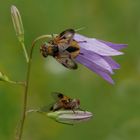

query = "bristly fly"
(40, 29), (85, 69)
(41, 92), (81, 112)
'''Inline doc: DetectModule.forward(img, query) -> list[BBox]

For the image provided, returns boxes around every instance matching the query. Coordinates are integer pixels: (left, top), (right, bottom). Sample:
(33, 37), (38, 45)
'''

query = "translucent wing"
(59, 29), (75, 40)
(51, 92), (64, 101)
(55, 51), (78, 69)
(40, 103), (55, 112)
(40, 102), (62, 112)
(40, 92), (63, 112)
(57, 29), (75, 51)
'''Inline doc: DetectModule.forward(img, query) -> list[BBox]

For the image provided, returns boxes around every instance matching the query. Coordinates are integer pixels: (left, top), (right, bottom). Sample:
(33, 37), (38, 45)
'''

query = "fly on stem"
(11, 5), (29, 62)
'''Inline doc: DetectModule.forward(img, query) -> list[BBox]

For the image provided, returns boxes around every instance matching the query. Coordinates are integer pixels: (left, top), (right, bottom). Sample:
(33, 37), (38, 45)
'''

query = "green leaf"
(0, 71), (24, 85)
(0, 71), (10, 82)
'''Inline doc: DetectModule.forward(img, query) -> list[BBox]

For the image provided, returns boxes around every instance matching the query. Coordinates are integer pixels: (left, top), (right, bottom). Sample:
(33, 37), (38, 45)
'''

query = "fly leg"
(77, 40), (87, 55)
(78, 108), (86, 113)
(77, 41), (87, 43)
(51, 34), (57, 39)
(71, 109), (76, 113)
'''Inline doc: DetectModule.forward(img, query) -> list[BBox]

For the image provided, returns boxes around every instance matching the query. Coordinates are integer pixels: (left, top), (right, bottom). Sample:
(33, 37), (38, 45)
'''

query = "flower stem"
(20, 41), (29, 63)
(8, 80), (25, 85)
(15, 34), (52, 140)
(15, 57), (30, 140)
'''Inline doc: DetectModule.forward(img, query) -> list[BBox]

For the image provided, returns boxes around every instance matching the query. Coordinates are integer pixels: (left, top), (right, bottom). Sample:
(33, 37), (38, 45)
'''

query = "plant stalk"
(15, 34), (52, 140)
(20, 41), (29, 63)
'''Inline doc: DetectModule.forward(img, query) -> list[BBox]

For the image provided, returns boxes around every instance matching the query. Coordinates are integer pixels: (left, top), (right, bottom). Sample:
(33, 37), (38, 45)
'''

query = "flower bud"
(0, 72), (10, 82)
(11, 5), (24, 42)
(47, 110), (93, 125)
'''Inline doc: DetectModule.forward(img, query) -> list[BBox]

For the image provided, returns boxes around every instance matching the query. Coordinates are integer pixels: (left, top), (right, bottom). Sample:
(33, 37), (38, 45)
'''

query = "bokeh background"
(0, 0), (140, 140)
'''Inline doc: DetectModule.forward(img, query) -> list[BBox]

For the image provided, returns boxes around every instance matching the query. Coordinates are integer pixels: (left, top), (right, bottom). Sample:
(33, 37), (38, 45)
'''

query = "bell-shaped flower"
(74, 34), (127, 84)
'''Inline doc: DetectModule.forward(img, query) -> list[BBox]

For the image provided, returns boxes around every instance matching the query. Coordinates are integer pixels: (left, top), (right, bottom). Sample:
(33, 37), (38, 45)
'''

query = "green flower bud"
(47, 110), (93, 125)
(0, 72), (10, 82)
(11, 5), (24, 42)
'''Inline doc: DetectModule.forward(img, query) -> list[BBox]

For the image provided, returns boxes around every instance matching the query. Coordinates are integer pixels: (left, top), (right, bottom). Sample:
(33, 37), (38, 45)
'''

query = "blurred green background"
(0, 0), (140, 140)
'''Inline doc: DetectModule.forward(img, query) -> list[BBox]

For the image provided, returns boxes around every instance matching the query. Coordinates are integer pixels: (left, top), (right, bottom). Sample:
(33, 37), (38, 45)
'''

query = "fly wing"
(57, 29), (75, 51)
(40, 103), (55, 112)
(59, 29), (75, 41)
(51, 92), (64, 101)
(40, 102), (62, 112)
(56, 56), (78, 69)
(40, 92), (64, 112)
(55, 51), (78, 69)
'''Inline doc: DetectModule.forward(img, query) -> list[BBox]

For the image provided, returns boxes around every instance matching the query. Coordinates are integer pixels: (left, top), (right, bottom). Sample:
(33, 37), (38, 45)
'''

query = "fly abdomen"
(66, 46), (79, 53)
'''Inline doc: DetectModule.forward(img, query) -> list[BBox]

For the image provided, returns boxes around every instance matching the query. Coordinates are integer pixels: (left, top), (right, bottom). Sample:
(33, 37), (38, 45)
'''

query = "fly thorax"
(71, 99), (80, 109)
(40, 43), (53, 57)
(52, 45), (59, 56)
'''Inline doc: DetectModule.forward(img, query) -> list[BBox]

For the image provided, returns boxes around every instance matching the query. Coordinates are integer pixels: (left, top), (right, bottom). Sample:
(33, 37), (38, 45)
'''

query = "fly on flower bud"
(41, 92), (81, 112)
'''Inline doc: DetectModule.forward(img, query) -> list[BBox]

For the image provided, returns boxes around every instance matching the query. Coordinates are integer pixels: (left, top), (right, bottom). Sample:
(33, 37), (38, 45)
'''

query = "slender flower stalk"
(15, 34), (52, 140)
(10, 6), (52, 138)
(20, 41), (29, 63)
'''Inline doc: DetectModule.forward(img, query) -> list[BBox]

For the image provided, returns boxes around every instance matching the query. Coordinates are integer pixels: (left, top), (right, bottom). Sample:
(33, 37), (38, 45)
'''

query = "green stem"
(26, 109), (39, 114)
(15, 34), (52, 140)
(7, 80), (25, 85)
(20, 41), (29, 63)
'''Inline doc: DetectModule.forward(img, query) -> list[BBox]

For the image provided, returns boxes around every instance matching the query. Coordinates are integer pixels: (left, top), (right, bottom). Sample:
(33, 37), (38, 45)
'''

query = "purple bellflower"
(74, 34), (127, 84)
(41, 29), (127, 84)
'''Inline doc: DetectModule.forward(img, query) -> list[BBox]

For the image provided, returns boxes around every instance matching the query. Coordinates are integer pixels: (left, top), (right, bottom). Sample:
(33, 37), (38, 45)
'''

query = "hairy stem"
(20, 41), (29, 63)
(15, 34), (52, 140)
(15, 45), (32, 140)
(8, 80), (25, 85)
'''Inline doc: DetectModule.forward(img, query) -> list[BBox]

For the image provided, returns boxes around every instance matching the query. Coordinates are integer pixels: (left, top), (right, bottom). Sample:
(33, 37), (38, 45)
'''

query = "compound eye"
(40, 44), (48, 57)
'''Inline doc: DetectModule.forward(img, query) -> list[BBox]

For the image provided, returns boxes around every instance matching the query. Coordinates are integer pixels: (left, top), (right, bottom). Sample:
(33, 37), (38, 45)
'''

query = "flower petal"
(74, 34), (124, 56)
(98, 39), (127, 50)
(80, 47), (113, 74)
(102, 56), (120, 70)
(76, 54), (114, 84)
